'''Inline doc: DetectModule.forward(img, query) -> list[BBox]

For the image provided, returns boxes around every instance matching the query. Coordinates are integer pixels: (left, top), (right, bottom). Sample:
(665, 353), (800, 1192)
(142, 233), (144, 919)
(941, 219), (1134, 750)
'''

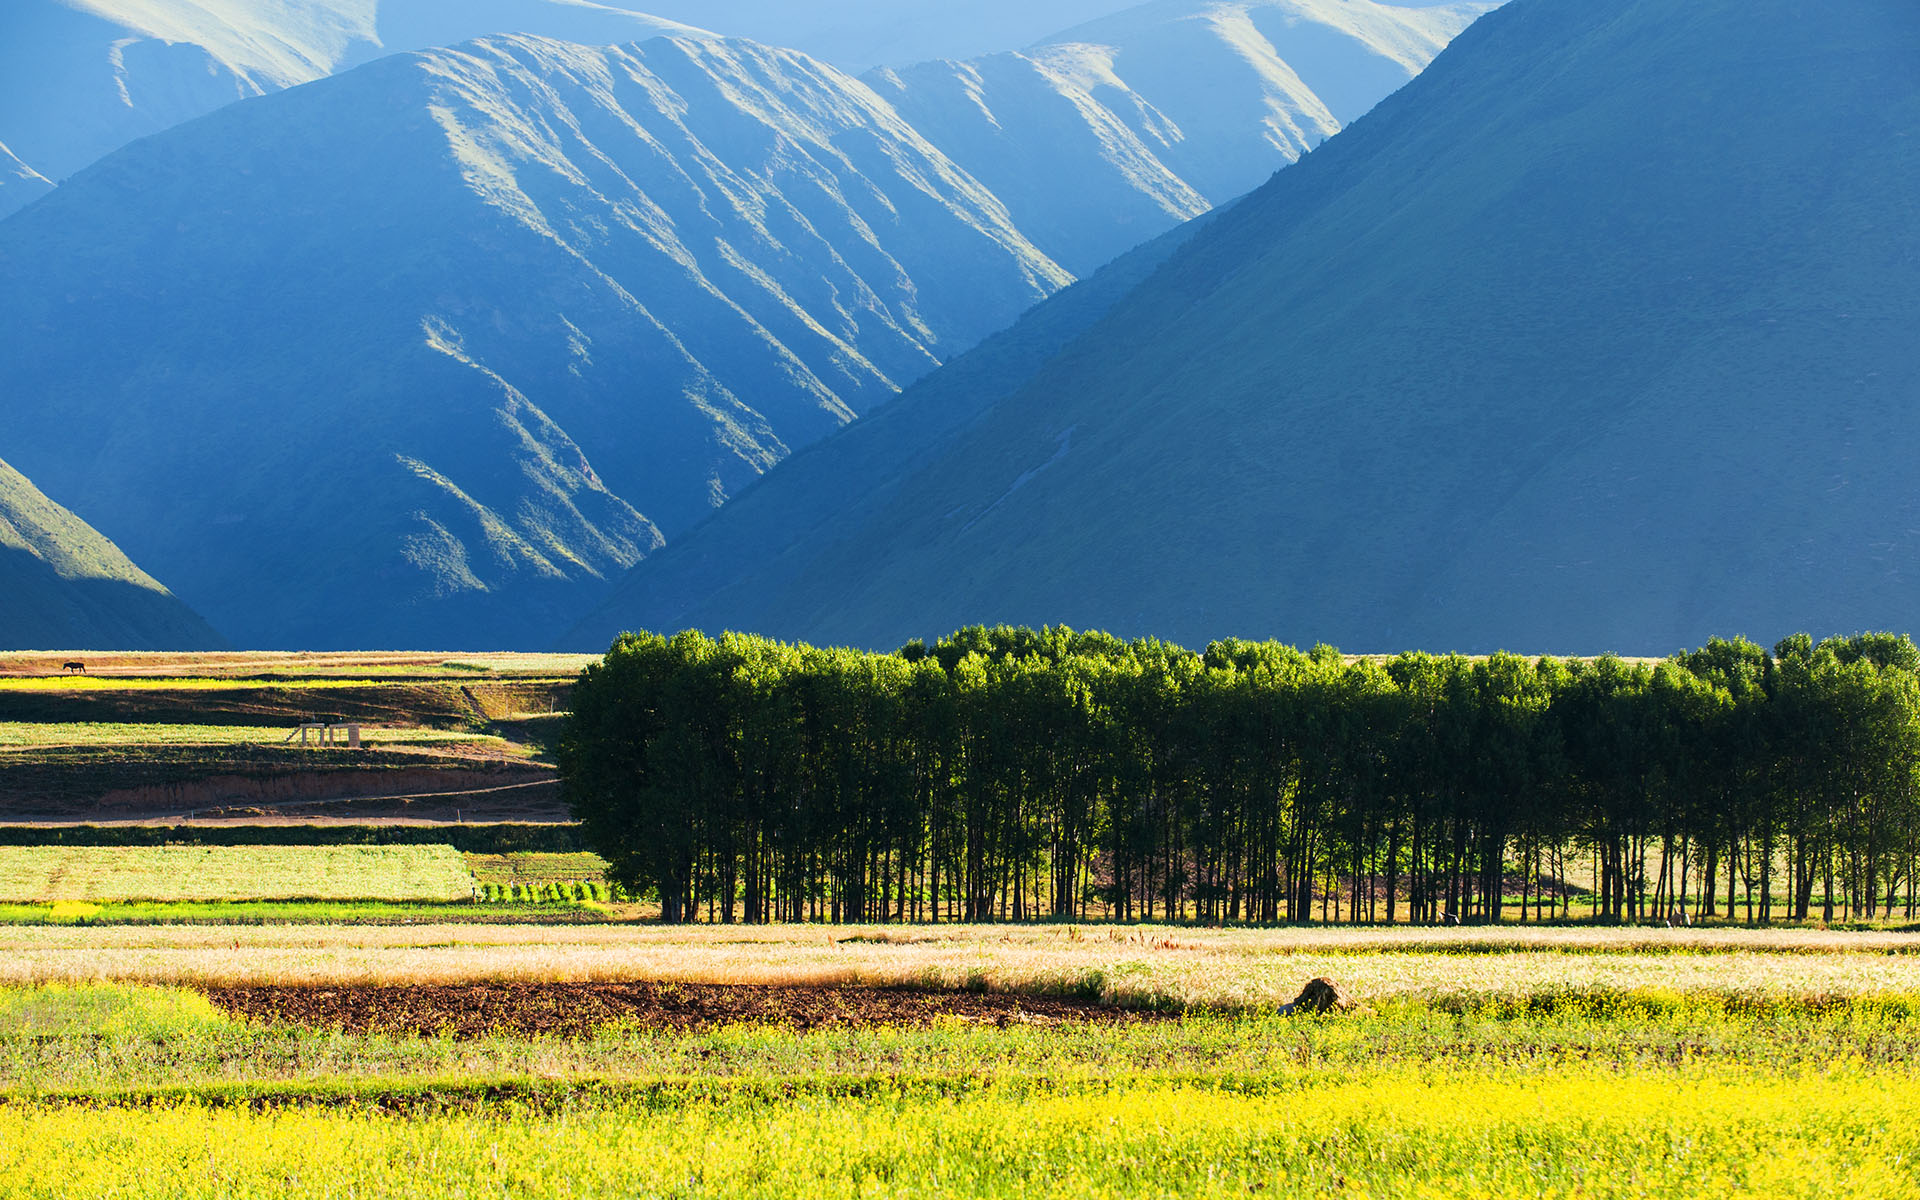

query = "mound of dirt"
(1287, 977), (1359, 1014)
(200, 982), (1173, 1038)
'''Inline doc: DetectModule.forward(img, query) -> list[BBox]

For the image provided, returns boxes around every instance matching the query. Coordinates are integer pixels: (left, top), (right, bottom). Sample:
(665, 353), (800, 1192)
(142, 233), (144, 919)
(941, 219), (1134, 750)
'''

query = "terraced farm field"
(0, 652), (576, 824)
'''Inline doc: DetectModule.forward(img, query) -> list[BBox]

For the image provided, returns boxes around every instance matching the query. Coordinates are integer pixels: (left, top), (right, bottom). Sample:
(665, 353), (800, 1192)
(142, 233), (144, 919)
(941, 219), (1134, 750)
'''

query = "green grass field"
(465, 851), (610, 888)
(0, 846), (475, 903)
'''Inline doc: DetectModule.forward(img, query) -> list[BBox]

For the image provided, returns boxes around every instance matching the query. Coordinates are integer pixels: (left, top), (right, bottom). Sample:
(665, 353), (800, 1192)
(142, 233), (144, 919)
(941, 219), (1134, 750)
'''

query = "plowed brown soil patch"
(201, 982), (1170, 1038)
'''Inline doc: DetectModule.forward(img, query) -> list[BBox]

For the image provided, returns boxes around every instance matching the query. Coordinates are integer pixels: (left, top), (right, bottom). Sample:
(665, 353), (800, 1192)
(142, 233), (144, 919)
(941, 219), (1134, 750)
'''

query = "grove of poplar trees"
(558, 627), (1920, 926)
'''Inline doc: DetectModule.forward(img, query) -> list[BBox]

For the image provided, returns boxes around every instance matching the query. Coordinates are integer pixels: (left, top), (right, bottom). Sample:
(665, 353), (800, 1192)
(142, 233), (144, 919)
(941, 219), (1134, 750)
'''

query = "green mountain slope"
(0, 459), (224, 650)
(569, 0), (1920, 654)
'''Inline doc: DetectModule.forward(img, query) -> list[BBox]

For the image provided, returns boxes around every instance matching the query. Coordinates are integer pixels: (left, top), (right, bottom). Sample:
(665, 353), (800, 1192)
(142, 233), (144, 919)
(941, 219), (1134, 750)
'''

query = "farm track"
(201, 982), (1173, 1038)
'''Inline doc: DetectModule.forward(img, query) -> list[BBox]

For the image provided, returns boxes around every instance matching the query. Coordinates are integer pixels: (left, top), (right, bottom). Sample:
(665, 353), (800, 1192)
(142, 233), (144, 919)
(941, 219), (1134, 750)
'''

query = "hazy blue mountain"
(0, 0), (1144, 218)
(1, 4), (1490, 648)
(0, 458), (223, 650)
(0, 0), (717, 216)
(605, 1), (1140, 72)
(867, 0), (1494, 274)
(570, 0), (1920, 657)
(0, 33), (1070, 649)
(0, 0), (1495, 227)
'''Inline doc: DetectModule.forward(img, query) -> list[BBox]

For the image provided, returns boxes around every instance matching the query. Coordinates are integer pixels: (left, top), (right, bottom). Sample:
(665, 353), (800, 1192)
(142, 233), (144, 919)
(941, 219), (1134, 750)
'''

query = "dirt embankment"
(0, 748), (562, 824)
(0, 681), (569, 729)
(89, 767), (560, 822)
(202, 982), (1171, 1038)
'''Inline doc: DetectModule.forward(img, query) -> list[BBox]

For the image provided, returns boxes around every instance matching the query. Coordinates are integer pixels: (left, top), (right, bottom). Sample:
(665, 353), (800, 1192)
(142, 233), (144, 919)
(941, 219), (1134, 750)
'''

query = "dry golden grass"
(3, 923), (1915, 1004)
(0, 651), (595, 680)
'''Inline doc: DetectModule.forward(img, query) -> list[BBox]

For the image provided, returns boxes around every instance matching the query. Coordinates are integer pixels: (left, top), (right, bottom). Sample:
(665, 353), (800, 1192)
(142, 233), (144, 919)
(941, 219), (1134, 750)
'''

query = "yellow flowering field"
(0, 1071), (1913, 1200)
(0, 920), (1916, 1198)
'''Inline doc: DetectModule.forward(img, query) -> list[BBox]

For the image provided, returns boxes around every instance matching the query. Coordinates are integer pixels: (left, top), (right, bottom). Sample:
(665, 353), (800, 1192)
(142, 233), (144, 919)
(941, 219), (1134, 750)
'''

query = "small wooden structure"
(286, 721), (362, 748)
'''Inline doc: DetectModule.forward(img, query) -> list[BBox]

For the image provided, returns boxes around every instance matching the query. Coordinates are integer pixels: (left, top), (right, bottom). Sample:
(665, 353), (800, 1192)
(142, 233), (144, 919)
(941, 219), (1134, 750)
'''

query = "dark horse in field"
(61, 660), (85, 674)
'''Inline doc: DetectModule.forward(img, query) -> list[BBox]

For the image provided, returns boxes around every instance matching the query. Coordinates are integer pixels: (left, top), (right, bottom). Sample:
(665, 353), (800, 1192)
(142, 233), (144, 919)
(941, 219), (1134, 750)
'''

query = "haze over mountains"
(1, 0), (710, 210)
(572, 0), (1920, 656)
(0, 459), (222, 651)
(1, 0), (1485, 648)
(870, 0), (1490, 273)
(0, 0), (1486, 220)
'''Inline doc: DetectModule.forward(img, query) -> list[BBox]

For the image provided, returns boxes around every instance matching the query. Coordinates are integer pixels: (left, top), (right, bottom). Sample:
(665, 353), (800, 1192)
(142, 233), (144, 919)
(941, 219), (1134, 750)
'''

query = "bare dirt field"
(201, 981), (1162, 1037)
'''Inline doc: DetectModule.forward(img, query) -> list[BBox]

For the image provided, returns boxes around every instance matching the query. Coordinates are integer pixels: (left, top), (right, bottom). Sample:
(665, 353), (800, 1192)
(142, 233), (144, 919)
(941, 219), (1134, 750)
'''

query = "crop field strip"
(6, 924), (1920, 1000)
(0, 723), (515, 749)
(464, 851), (612, 888)
(0, 678), (570, 730)
(0, 652), (598, 680)
(1, 1074), (1914, 1199)
(0, 900), (613, 927)
(7, 978), (1919, 1097)
(0, 846), (476, 904)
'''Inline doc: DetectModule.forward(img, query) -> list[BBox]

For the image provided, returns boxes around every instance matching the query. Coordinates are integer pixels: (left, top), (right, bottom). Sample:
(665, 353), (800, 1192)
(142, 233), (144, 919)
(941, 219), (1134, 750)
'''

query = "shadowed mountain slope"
(0, 34), (1068, 648)
(569, 213), (1215, 645)
(0, 459), (224, 650)
(570, 0), (1920, 655)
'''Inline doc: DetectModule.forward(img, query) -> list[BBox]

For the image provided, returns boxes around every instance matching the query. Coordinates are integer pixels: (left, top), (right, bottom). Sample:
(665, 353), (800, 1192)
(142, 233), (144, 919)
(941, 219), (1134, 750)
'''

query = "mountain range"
(622, 0), (1485, 78)
(1, 0), (708, 213)
(0, 0), (1487, 221)
(0, 33), (1067, 648)
(0, 458), (222, 650)
(570, 0), (1920, 655)
(1, 1), (1486, 648)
